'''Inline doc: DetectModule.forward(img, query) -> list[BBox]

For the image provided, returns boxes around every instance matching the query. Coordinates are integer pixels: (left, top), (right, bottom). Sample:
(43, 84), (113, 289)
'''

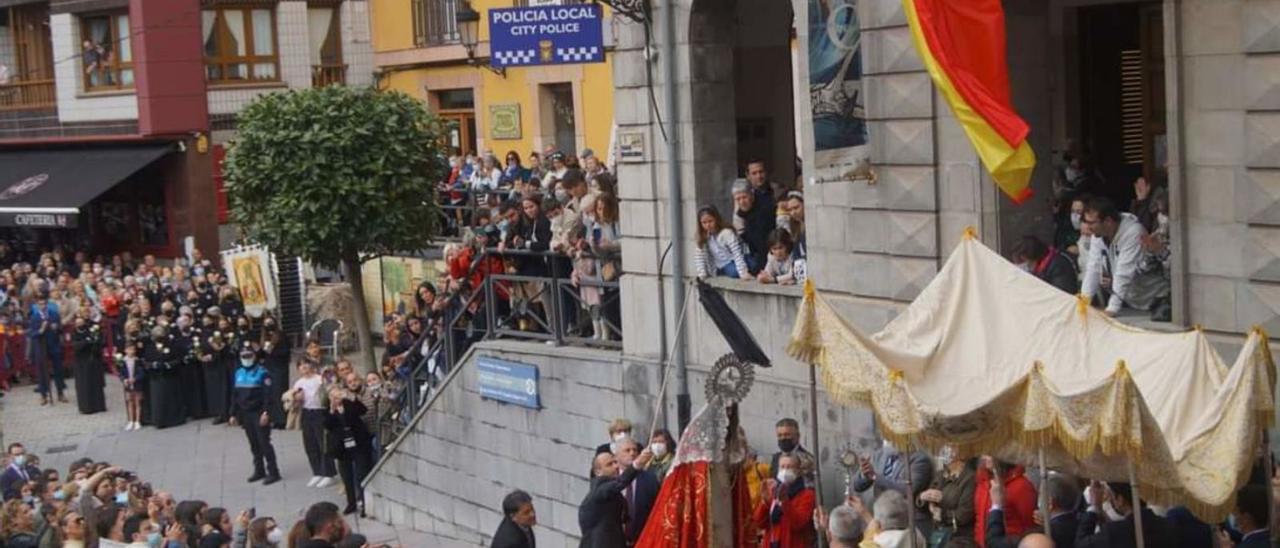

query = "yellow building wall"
(369, 0), (416, 53)
(370, 0), (614, 160)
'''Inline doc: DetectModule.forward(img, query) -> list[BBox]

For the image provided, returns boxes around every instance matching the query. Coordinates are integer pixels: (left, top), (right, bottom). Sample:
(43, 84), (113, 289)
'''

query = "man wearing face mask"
(228, 342), (281, 485)
(769, 418), (816, 484)
(596, 418), (633, 457)
(1, 444), (34, 500)
(614, 438), (659, 543)
(753, 453), (816, 548)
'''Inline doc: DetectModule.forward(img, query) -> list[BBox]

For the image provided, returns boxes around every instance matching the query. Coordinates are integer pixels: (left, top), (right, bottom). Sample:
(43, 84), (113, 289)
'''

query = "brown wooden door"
(440, 111), (477, 156)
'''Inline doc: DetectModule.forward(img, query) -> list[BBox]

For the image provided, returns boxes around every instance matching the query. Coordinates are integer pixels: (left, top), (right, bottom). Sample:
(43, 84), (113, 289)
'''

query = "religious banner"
(806, 0), (869, 170)
(221, 245), (278, 318)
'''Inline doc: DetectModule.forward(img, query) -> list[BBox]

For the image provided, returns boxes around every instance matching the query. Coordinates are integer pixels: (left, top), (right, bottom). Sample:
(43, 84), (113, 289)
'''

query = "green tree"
(225, 86), (446, 370)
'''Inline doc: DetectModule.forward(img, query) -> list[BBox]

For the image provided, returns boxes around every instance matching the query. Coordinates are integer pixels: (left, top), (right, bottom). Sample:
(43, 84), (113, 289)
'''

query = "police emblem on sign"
(0, 174), (48, 201)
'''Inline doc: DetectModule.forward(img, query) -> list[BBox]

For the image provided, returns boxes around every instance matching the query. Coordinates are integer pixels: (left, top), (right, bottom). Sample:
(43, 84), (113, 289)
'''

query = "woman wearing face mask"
(234, 515), (281, 548)
(917, 449), (977, 548)
(647, 429), (677, 481)
(71, 314), (108, 415)
(1010, 235), (1078, 295)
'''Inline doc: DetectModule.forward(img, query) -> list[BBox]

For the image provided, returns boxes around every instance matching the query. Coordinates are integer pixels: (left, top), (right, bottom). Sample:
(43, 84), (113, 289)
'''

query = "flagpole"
(1038, 446), (1050, 530)
(904, 437), (917, 548)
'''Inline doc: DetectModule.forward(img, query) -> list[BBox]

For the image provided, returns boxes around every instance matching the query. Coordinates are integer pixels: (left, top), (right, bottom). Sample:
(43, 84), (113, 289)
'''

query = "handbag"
(927, 517), (956, 548)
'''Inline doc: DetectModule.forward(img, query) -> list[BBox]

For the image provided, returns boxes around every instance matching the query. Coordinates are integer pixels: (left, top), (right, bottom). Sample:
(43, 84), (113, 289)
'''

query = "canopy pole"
(1037, 446), (1050, 528)
(1265, 431), (1276, 545)
(1127, 460), (1145, 548)
(808, 362), (827, 548)
(904, 438), (917, 548)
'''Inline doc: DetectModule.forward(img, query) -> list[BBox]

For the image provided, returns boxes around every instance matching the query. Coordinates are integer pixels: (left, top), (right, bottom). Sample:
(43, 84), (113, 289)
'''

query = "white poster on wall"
(796, 0), (871, 181)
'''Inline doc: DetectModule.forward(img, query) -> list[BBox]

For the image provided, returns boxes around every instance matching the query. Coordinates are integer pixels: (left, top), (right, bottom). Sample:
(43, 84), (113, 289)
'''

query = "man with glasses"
(1079, 197), (1169, 318)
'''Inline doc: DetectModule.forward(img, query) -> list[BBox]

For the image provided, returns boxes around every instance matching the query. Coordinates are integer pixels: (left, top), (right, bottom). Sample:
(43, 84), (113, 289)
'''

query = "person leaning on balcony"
(499, 195), (552, 332)
(732, 178), (776, 275)
(695, 205), (751, 280)
(1079, 197), (1170, 317)
(1011, 235), (1078, 295)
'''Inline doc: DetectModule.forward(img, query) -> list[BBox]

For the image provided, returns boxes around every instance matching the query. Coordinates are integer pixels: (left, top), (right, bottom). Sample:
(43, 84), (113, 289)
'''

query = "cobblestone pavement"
(0, 370), (430, 546)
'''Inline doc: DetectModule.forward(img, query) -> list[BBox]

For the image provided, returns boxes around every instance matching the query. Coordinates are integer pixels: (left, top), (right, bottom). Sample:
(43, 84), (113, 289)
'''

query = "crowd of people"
(0, 245), (402, 518)
(483, 416), (1276, 548)
(0, 441), (390, 548)
(424, 147), (624, 345)
(1012, 148), (1172, 322)
(694, 160), (808, 286)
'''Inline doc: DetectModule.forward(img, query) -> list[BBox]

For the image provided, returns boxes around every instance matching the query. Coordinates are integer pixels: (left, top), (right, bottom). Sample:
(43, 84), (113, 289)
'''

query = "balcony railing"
(0, 79), (56, 110)
(312, 64), (348, 87)
(411, 0), (460, 47)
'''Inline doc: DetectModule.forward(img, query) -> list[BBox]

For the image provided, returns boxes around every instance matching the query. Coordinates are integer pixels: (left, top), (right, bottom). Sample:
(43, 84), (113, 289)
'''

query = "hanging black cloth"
(694, 279), (771, 367)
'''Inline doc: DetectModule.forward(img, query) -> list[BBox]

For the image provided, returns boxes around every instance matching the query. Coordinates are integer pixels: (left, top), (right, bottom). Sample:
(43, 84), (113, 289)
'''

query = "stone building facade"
(364, 0), (1280, 545)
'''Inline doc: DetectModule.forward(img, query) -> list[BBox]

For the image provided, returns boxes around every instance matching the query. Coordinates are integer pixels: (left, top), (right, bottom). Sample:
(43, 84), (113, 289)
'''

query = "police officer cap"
(238, 340), (255, 359)
(205, 307), (222, 318)
(149, 325), (167, 340)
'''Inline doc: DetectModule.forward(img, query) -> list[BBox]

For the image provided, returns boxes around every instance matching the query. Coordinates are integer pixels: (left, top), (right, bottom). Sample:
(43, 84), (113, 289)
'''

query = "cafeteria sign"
(489, 4), (605, 68)
(476, 356), (540, 409)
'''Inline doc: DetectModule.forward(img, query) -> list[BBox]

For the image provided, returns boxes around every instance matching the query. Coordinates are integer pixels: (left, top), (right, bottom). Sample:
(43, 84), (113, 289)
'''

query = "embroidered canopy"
(787, 232), (1275, 520)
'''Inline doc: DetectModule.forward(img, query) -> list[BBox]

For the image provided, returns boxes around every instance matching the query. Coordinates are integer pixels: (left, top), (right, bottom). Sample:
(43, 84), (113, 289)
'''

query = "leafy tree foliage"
(225, 86), (446, 368)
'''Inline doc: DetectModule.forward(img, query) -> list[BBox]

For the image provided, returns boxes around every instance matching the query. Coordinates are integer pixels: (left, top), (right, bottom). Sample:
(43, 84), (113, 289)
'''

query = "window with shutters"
(411, 0), (459, 46)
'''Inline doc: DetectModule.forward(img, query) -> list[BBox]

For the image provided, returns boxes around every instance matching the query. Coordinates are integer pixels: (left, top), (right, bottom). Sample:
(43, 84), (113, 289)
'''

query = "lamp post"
(455, 1), (506, 77)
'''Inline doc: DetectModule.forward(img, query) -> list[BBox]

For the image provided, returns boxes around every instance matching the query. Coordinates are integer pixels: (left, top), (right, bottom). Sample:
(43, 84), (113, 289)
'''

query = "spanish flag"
(904, 0), (1036, 203)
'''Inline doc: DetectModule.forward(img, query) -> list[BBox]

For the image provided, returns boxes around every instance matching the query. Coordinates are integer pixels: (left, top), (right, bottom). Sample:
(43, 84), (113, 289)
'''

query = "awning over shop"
(0, 144), (173, 228)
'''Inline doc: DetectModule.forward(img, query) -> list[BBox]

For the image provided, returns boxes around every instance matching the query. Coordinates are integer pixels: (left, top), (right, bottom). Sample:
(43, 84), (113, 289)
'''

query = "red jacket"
(751, 482), (816, 548)
(974, 466), (1037, 547)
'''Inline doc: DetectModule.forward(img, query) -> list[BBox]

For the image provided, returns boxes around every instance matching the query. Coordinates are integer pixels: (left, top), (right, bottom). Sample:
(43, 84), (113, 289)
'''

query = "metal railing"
(411, 0), (460, 47)
(375, 247), (622, 445)
(0, 79), (56, 110)
(311, 64), (347, 87)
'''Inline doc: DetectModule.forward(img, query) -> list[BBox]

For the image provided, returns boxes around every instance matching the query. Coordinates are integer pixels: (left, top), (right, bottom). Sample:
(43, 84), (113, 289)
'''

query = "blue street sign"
(476, 356), (541, 409)
(488, 4), (605, 67)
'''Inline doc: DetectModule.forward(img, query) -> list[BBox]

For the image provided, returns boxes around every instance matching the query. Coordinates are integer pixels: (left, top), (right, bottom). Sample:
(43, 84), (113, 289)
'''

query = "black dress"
(145, 340), (186, 429)
(201, 337), (231, 421)
(173, 328), (209, 419)
(325, 399), (374, 511)
(262, 332), (292, 429)
(71, 325), (107, 414)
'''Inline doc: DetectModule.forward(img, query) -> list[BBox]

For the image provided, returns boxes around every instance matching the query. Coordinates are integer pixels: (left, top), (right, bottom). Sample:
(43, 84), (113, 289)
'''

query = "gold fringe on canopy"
(788, 236), (1275, 522)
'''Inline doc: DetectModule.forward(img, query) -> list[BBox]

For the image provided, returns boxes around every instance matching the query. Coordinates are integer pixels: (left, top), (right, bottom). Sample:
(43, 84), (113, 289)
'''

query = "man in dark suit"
(1075, 481), (1175, 548)
(615, 438), (660, 542)
(491, 489), (537, 548)
(578, 446), (653, 547)
(0, 443), (33, 500)
(1232, 484), (1271, 548)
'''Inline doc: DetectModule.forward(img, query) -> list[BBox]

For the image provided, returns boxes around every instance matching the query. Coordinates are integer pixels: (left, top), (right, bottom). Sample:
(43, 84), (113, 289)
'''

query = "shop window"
(80, 12), (133, 91)
(202, 6), (279, 85)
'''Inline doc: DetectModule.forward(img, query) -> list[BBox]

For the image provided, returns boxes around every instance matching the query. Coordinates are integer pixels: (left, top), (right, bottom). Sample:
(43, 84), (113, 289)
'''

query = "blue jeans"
(716, 262), (741, 279)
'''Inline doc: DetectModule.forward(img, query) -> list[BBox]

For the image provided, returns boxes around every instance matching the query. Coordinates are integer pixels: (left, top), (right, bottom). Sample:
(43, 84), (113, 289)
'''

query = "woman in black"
(324, 386), (373, 516)
(502, 195), (553, 331)
(145, 325), (186, 429)
(199, 313), (230, 423)
(260, 316), (291, 429)
(211, 315), (238, 424)
(70, 315), (107, 414)
(174, 315), (208, 419)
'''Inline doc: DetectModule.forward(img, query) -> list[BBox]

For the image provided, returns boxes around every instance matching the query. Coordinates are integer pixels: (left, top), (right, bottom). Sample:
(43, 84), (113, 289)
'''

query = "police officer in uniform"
(229, 341), (281, 484)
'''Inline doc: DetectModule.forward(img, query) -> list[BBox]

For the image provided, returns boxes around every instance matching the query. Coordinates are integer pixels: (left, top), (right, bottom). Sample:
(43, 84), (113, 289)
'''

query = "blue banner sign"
(488, 4), (605, 67)
(476, 356), (540, 409)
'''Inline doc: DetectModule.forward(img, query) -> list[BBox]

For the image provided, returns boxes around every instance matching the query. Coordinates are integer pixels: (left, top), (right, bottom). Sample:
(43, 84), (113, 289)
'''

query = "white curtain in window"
(116, 15), (131, 62)
(201, 11), (216, 52)
(251, 9), (274, 55)
(307, 8), (333, 66)
(88, 17), (109, 47)
(225, 10), (246, 56)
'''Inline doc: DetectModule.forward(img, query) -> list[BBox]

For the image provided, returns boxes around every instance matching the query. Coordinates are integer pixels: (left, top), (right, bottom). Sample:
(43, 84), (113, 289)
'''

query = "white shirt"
(1080, 212), (1148, 314)
(292, 376), (324, 409)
